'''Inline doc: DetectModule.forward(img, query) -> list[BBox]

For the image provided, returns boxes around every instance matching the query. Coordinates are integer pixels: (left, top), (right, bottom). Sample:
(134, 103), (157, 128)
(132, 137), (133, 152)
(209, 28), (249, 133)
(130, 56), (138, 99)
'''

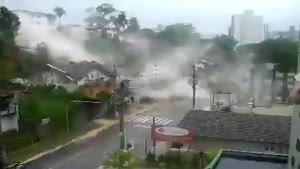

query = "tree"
(207, 35), (237, 62)
(157, 23), (200, 46)
(102, 151), (141, 169)
(126, 17), (140, 32)
(0, 6), (20, 47)
(53, 7), (66, 26)
(96, 3), (116, 18)
(0, 7), (20, 81)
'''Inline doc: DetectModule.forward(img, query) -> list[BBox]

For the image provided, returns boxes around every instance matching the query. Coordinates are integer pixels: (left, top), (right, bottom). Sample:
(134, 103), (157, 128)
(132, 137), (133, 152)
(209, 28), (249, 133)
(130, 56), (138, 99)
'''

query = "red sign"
(151, 126), (193, 144)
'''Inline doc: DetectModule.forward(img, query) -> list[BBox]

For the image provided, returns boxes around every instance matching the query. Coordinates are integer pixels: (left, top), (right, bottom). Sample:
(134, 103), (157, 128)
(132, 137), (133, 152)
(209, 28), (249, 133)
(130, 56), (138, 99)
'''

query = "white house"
(29, 61), (117, 91)
(0, 93), (19, 133)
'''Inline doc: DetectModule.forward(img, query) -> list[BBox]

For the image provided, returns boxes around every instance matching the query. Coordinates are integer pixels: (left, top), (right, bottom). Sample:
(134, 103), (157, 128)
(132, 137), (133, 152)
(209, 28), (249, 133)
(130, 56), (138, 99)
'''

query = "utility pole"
(119, 99), (125, 150)
(189, 64), (197, 109)
(151, 117), (156, 156)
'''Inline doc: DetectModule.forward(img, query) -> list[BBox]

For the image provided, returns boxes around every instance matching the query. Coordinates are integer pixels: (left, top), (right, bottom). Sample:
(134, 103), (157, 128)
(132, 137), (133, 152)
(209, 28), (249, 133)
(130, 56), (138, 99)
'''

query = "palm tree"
(102, 151), (140, 169)
(53, 7), (66, 26)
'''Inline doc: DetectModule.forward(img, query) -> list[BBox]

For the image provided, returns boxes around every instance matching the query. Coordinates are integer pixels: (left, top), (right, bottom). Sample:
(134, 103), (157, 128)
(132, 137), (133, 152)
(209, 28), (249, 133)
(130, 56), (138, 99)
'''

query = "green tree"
(53, 7), (66, 26)
(102, 151), (141, 169)
(126, 17), (140, 32)
(85, 3), (116, 38)
(96, 3), (116, 18)
(0, 7), (20, 81)
(157, 23), (200, 46)
(207, 35), (237, 62)
(256, 39), (297, 101)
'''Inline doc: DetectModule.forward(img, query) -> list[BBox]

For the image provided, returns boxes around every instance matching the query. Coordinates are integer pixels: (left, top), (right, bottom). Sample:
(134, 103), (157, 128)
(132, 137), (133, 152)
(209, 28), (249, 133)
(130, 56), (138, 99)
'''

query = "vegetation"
(145, 151), (215, 169)
(102, 151), (141, 169)
(53, 7), (66, 26)
(157, 23), (200, 46)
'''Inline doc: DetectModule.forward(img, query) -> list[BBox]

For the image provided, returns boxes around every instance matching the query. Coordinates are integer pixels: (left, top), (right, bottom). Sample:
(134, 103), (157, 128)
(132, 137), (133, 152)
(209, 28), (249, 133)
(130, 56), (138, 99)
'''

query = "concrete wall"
(77, 70), (109, 86)
(190, 137), (288, 154)
(0, 115), (18, 132)
(288, 105), (300, 169)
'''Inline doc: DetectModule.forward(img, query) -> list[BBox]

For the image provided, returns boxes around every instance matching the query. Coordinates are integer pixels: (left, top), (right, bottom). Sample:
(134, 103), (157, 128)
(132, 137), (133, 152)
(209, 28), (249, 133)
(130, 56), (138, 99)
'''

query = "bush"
(0, 130), (39, 152)
(19, 85), (80, 130)
(145, 152), (156, 167)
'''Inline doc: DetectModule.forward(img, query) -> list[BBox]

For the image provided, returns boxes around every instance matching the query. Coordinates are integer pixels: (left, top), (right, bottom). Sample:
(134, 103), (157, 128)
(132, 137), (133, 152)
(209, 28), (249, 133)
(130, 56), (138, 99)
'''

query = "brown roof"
(178, 110), (291, 144)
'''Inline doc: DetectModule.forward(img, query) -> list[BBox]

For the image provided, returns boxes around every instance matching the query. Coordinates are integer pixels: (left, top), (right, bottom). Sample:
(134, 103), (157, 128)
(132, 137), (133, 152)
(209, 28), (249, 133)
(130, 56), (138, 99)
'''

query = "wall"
(77, 70), (110, 86)
(0, 115), (18, 132)
(190, 137), (288, 154)
(288, 105), (300, 169)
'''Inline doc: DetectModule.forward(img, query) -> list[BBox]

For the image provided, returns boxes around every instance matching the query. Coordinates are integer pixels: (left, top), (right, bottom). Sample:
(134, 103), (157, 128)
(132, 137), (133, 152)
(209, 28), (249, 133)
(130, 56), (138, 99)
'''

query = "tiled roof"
(178, 110), (291, 144)
(64, 61), (116, 81)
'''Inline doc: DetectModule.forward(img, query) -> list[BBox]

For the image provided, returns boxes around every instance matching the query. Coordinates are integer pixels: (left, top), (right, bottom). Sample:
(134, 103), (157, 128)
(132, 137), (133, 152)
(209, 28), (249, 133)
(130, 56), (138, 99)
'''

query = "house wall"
(288, 105), (300, 169)
(77, 70), (110, 86)
(0, 94), (19, 132)
(0, 115), (18, 132)
(190, 137), (288, 154)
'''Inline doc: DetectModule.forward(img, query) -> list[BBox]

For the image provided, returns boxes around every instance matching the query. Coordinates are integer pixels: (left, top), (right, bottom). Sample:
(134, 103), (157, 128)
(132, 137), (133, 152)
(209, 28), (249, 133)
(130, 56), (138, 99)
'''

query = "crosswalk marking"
(125, 115), (173, 126)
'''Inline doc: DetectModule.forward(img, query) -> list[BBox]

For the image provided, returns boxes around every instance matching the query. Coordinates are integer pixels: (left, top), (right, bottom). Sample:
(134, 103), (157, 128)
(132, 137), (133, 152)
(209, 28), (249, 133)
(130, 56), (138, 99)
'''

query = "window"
(298, 112), (300, 118)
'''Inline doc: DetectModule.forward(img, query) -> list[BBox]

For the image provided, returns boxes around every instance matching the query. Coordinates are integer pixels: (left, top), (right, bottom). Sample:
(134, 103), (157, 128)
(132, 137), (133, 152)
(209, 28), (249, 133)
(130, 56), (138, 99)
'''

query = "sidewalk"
(8, 119), (118, 165)
(9, 103), (157, 166)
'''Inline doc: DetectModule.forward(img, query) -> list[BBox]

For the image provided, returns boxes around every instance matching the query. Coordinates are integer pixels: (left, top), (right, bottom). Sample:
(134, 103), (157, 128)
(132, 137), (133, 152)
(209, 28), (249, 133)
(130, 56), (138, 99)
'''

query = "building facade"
(179, 110), (291, 155)
(229, 10), (264, 45)
(0, 93), (19, 133)
(288, 105), (300, 169)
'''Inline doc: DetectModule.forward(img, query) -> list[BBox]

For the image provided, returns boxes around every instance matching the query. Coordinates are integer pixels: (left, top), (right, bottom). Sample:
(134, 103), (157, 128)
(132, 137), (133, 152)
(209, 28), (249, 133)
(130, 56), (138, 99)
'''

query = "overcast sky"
(5, 0), (300, 34)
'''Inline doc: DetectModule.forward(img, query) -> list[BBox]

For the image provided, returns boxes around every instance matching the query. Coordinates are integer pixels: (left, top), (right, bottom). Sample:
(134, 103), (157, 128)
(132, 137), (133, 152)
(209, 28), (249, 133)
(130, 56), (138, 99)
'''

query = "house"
(205, 149), (288, 169)
(30, 61), (117, 92)
(178, 110), (291, 154)
(0, 92), (19, 133)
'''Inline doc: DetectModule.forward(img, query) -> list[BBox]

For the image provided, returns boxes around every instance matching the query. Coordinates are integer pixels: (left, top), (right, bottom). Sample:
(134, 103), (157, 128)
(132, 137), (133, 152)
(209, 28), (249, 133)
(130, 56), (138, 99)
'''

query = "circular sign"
(155, 127), (189, 137)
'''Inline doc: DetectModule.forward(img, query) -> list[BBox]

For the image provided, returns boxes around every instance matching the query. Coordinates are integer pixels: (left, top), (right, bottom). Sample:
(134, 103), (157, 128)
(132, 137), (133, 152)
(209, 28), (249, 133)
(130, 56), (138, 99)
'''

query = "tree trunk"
(59, 17), (62, 26)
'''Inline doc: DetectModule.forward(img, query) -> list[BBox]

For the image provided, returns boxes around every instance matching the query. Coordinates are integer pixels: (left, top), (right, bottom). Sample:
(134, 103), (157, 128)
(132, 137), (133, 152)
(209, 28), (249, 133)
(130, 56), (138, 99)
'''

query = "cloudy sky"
(5, 0), (300, 34)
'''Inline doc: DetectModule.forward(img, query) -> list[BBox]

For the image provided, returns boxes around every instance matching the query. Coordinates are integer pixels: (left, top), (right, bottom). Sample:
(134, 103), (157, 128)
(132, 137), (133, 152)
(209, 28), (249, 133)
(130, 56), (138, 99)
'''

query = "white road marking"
(162, 119), (173, 125)
(141, 116), (152, 123)
(133, 125), (151, 129)
(132, 116), (146, 122)
(159, 119), (171, 125)
(126, 115), (174, 125)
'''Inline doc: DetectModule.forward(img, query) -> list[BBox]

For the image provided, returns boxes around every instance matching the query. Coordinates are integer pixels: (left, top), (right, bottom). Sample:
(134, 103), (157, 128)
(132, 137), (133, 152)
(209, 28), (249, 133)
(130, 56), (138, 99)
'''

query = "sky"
(4, 0), (300, 34)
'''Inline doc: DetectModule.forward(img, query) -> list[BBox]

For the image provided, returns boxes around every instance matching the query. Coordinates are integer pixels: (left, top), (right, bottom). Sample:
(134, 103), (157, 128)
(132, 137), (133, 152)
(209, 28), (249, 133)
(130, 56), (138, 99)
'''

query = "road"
(23, 98), (208, 169)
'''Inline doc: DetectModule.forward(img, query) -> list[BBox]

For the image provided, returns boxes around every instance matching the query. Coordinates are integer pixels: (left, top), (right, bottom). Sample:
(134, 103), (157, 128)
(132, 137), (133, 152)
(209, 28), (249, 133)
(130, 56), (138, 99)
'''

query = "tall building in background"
(0, 0), (6, 7)
(264, 24), (270, 39)
(229, 10), (264, 45)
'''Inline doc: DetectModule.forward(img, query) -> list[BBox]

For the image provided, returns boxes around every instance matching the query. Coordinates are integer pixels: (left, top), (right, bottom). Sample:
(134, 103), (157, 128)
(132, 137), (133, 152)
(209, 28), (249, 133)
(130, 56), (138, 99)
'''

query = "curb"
(17, 104), (156, 167)
(19, 120), (118, 167)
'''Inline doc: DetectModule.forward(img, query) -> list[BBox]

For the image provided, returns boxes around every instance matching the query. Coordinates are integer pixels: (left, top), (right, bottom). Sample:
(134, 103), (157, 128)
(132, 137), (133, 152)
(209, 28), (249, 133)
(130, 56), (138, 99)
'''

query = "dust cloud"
(15, 12), (101, 63)
(14, 11), (270, 108)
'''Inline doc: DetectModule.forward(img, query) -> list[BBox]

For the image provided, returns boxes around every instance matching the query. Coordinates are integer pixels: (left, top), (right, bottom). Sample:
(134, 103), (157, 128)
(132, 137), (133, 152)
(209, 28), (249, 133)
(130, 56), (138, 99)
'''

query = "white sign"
(155, 127), (189, 137)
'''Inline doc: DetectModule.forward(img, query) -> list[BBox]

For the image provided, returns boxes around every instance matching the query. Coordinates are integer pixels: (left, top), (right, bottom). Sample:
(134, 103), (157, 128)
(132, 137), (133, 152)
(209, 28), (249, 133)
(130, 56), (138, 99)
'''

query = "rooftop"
(178, 110), (291, 144)
(206, 150), (288, 169)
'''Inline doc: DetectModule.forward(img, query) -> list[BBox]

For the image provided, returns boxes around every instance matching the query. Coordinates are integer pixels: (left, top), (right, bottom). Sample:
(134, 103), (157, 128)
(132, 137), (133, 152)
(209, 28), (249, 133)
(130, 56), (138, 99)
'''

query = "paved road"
(23, 98), (208, 169)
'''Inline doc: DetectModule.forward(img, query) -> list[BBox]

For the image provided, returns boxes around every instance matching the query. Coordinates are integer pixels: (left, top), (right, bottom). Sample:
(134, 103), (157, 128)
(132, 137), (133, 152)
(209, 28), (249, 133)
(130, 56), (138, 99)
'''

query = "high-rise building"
(264, 24), (270, 39)
(0, 0), (6, 7)
(229, 10), (264, 45)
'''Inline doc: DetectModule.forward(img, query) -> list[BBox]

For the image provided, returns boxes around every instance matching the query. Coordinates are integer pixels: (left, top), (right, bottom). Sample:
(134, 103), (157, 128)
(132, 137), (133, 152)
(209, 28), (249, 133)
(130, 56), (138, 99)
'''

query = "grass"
(7, 130), (81, 164)
(7, 119), (118, 164)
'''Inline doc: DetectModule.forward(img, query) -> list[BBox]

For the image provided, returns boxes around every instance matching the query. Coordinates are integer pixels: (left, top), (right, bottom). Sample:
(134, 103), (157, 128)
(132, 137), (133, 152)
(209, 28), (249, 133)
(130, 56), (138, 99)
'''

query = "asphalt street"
(23, 98), (208, 169)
